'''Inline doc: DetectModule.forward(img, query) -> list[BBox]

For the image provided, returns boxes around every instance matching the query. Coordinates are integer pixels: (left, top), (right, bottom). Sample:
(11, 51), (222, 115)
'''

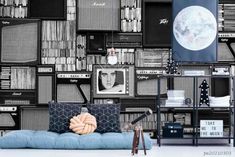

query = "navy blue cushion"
(87, 104), (121, 133)
(48, 101), (82, 133)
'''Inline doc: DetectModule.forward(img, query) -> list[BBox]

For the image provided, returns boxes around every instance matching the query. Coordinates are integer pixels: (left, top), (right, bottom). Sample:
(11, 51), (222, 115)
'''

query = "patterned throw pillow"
(48, 101), (82, 133)
(87, 104), (121, 133)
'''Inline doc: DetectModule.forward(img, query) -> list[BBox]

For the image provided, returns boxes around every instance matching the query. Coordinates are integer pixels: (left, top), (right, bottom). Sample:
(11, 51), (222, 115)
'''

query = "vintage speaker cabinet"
(0, 19), (41, 65)
(218, 33), (235, 62)
(28, 0), (67, 20)
(20, 106), (49, 130)
(86, 32), (106, 55)
(0, 106), (20, 130)
(0, 65), (37, 106)
(143, 0), (172, 47)
(37, 65), (55, 105)
(77, 0), (120, 31)
(135, 68), (168, 96)
(56, 72), (92, 104)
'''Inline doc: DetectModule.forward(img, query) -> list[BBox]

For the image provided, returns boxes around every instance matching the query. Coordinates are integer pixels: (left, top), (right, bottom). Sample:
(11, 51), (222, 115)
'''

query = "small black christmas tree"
(199, 79), (210, 107)
(165, 51), (179, 74)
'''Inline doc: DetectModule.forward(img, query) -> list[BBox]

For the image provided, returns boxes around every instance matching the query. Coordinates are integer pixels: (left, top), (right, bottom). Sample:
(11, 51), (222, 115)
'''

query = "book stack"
(67, 0), (76, 21)
(110, 48), (135, 65)
(165, 90), (185, 107)
(0, 66), (35, 90)
(86, 55), (107, 71)
(86, 49), (135, 71)
(0, 66), (10, 89)
(209, 95), (230, 107)
(10, 66), (35, 89)
(0, 0), (28, 18)
(135, 48), (169, 67)
(219, 3), (235, 31)
(121, 0), (142, 32)
(41, 20), (76, 71)
(76, 34), (87, 71)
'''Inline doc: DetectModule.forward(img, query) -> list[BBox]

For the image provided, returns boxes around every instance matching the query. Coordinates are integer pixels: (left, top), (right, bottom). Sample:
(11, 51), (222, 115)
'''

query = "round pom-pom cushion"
(69, 113), (97, 135)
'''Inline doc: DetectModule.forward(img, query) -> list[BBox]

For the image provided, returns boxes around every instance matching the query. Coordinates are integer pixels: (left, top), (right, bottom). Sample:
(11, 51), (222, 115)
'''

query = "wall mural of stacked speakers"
(0, 0), (234, 142)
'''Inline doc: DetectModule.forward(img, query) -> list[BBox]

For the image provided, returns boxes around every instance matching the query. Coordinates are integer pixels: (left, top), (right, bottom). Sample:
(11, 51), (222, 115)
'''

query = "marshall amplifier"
(0, 106), (20, 130)
(37, 65), (55, 105)
(136, 68), (167, 96)
(77, 0), (120, 31)
(106, 33), (142, 48)
(0, 91), (36, 105)
(56, 72), (92, 104)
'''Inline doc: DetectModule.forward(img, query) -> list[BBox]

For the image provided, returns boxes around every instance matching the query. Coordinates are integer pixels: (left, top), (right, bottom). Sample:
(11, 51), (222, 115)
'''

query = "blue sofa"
(0, 130), (152, 150)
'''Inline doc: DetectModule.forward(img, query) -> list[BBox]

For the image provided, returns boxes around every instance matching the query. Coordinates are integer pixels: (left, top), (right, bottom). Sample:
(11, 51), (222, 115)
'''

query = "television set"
(93, 65), (135, 98)
(0, 19), (40, 64)
(28, 0), (66, 20)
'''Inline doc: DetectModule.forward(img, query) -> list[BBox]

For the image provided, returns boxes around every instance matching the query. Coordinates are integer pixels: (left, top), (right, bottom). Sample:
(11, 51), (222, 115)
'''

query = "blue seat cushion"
(0, 130), (152, 150)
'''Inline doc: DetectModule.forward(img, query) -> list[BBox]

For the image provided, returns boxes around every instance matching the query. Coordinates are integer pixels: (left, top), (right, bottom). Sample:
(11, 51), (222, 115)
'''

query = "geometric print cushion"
(48, 101), (82, 133)
(87, 104), (121, 133)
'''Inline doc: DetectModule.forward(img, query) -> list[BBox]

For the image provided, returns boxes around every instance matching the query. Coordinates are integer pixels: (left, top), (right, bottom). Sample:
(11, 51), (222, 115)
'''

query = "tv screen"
(0, 19), (40, 64)
(93, 65), (135, 98)
(29, 0), (66, 20)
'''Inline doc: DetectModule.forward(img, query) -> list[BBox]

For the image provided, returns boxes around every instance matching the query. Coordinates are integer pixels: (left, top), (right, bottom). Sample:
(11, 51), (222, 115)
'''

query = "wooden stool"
(131, 125), (147, 156)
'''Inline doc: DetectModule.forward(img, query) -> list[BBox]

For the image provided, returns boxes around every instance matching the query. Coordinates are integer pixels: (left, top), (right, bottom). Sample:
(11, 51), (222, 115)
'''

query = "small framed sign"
(200, 120), (223, 137)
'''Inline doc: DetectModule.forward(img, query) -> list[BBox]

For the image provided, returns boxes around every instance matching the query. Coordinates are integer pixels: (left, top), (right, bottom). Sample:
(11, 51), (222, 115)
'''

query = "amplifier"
(136, 69), (167, 96)
(21, 107), (49, 130)
(106, 33), (142, 48)
(86, 33), (106, 55)
(0, 106), (19, 130)
(135, 48), (169, 67)
(56, 72), (91, 104)
(0, 91), (36, 105)
(37, 65), (55, 105)
(143, 0), (172, 47)
(77, 0), (120, 31)
(218, 33), (235, 62)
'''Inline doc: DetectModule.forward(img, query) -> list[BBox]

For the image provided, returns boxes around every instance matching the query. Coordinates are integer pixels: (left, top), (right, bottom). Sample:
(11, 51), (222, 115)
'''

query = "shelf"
(197, 137), (233, 139)
(160, 135), (194, 139)
(0, 89), (36, 92)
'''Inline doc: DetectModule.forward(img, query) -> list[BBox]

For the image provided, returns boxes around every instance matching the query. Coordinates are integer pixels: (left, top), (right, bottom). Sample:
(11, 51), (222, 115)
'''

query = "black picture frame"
(28, 0), (67, 20)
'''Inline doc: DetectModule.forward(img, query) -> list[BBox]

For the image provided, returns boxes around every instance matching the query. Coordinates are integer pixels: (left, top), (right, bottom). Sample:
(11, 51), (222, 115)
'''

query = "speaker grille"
(38, 76), (52, 104)
(1, 23), (38, 63)
(78, 0), (120, 31)
(21, 108), (49, 130)
(0, 113), (15, 126)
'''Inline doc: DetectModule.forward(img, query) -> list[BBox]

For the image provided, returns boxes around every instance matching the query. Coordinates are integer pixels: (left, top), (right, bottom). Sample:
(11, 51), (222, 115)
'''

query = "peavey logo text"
(2, 21), (10, 25)
(159, 19), (169, 25)
(93, 2), (106, 7)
